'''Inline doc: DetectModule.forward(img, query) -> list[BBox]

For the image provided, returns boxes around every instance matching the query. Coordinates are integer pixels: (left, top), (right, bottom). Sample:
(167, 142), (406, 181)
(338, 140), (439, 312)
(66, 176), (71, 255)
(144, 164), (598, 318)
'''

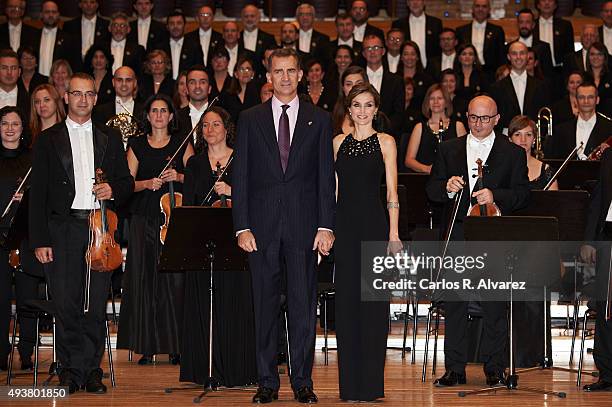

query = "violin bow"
(200, 154), (235, 206)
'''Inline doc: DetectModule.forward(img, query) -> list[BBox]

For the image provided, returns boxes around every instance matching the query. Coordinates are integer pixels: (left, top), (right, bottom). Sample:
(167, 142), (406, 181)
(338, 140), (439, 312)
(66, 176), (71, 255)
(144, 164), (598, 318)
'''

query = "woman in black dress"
(17, 46), (48, 95)
(209, 47), (233, 101)
(29, 84), (66, 146)
(404, 84), (467, 173)
(117, 94), (194, 365)
(179, 106), (257, 387)
(585, 42), (612, 116)
(304, 59), (336, 112)
(325, 45), (354, 98)
(138, 50), (175, 102)
(220, 57), (261, 123)
(333, 83), (402, 401)
(397, 41), (434, 109)
(552, 72), (583, 126)
(83, 45), (114, 105)
(454, 43), (489, 102)
(441, 69), (469, 128)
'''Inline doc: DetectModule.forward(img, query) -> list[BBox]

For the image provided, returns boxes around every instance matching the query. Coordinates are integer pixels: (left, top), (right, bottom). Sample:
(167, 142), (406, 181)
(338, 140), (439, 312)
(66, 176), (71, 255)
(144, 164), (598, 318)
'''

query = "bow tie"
(468, 135), (493, 149)
(69, 121), (92, 130)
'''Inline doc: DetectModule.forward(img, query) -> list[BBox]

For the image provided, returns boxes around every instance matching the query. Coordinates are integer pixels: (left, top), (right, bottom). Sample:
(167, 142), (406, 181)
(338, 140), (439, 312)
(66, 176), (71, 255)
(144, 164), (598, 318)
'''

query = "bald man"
(184, 5), (223, 68)
(565, 24), (600, 73)
(426, 95), (530, 387)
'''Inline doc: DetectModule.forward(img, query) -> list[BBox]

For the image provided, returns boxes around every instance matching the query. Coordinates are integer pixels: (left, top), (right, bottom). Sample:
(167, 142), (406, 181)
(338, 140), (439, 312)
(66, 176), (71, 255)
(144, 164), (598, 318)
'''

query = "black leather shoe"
(434, 370), (467, 387)
(252, 386), (278, 403)
(294, 386), (318, 403)
(169, 354), (180, 365)
(583, 379), (612, 392)
(485, 372), (506, 387)
(20, 357), (33, 371)
(85, 368), (107, 394)
(59, 375), (80, 394)
(138, 354), (154, 365)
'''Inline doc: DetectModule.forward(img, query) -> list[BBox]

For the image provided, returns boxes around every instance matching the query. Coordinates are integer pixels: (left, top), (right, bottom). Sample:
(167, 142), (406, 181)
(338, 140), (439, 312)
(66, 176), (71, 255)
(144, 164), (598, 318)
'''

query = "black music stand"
(458, 216), (566, 398)
(542, 159), (600, 190)
(160, 207), (249, 404)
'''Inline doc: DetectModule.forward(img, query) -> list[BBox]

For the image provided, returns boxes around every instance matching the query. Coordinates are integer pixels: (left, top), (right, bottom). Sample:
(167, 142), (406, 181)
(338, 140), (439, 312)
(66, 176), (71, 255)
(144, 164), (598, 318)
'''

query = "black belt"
(69, 209), (91, 220)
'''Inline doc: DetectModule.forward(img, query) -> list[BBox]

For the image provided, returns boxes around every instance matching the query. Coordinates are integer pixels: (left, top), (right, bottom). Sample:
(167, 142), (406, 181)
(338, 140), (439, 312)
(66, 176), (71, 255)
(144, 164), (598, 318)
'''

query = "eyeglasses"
(0, 65), (19, 72)
(387, 37), (403, 43)
(238, 66), (253, 72)
(198, 12), (212, 17)
(467, 114), (497, 124)
(365, 46), (384, 52)
(66, 90), (97, 98)
(111, 23), (129, 29)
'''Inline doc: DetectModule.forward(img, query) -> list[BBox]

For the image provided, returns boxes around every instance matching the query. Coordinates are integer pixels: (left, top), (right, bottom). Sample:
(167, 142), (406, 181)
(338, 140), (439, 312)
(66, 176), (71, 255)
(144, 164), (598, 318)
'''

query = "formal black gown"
(335, 134), (389, 401)
(415, 119), (460, 167)
(178, 152), (258, 386)
(117, 135), (187, 356)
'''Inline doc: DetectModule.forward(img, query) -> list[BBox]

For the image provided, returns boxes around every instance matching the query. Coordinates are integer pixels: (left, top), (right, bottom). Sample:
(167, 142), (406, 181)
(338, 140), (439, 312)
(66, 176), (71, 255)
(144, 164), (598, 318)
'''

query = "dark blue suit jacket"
(232, 98), (335, 249)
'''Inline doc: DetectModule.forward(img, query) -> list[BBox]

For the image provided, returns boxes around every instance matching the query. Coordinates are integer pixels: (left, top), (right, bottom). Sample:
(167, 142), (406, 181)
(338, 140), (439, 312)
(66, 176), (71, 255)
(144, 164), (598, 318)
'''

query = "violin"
(588, 136), (612, 161)
(211, 160), (232, 208)
(159, 158), (183, 244)
(86, 169), (123, 272)
(468, 159), (501, 217)
(9, 250), (19, 268)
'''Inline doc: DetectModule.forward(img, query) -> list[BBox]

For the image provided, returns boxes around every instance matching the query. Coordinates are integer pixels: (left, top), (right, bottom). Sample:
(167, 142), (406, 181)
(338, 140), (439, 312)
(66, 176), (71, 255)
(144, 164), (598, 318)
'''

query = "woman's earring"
(374, 111), (378, 120)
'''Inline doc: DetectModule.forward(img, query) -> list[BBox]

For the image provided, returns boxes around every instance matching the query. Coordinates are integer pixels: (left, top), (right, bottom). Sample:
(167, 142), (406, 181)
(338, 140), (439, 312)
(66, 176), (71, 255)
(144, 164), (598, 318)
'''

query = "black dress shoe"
(59, 375), (80, 394)
(434, 370), (467, 387)
(294, 386), (318, 403)
(138, 354), (154, 365)
(583, 379), (612, 392)
(252, 386), (278, 403)
(85, 368), (107, 394)
(20, 357), (33, 371)
(169, 354), (180, 365)
(485, 372), (506, 387)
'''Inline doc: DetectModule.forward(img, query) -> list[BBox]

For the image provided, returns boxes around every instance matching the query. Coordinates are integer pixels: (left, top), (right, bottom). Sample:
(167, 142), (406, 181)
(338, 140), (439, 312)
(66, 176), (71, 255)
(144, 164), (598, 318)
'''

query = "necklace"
(308, 84), (324, 98)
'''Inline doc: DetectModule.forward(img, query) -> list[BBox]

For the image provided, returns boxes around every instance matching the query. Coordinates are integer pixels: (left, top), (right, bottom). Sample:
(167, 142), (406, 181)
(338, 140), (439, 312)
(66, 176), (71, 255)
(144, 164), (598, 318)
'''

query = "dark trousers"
(443, 301), (508, 375)
(14, 269), (43, 358)
(594, 235), (612, 381)
(45, 217), (111, 385)
(249, 240), (317, 391)
(0, 248), (11, 361)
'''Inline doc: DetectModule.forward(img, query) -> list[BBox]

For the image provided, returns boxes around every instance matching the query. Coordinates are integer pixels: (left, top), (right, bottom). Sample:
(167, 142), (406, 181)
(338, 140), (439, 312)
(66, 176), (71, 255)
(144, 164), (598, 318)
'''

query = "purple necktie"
(278, 104), (290, 172)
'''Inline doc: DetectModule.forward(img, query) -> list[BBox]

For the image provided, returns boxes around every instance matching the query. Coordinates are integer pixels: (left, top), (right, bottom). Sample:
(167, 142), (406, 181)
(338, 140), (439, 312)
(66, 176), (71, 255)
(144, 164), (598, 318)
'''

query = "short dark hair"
(305, 58), (324, 74)
(386, 28), (404, 39)
(335, 12), (351, 24)
(210, 45), (230, 60)
(440, 68), (458, 80)
(0, 48), (19, 61)
(440, 27), (456, 36)
(267, 48), (301, 71)
(517, 8), (535, 18)
(576, 81), (599, 96)
(68, 72), (95, 92)
(17, 45), (36, 60)
(186, 65), (208, 78)
(166, 9), (186, 25)
(141, 93), (179, 135)
(508, 115), (536, 140)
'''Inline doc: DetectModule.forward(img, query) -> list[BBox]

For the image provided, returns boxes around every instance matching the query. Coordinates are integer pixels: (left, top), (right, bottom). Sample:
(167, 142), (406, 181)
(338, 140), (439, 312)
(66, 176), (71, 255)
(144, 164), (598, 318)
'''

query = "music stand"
(542, 159), (600, 190)
(160, 207), (249, 404)
(458, 216), (566, 398)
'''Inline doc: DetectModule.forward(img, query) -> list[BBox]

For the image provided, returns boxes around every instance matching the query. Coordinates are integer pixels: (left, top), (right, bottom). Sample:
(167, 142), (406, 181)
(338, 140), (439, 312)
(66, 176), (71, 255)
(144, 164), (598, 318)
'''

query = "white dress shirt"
(66, 116), (97, 210)
(0, 86), (17, 109)
(81, 16), (96, 58)
(199, 28), (212, 65)
(110, 39), (126, 74)
(227, 45), (238, 77)
(137, 16), (151, 49)
(606, 201), (612, 222)
(8, 22), (21, 53)
(243, 28), (258, 52)
(518, 35), (533, 47)
(510, 69), (528, 114)
(581, 48), (588, 70)
(354, 23), (366, 42)
(170, 37), (183, 80)
(39, 26), (57, 76)
(367, 66), (384, 93)
(299, 28), (312, 53)
(465, 132), (495, 209)
(338, 37), (354, 47)
(409, 13), (427, 67)
(271, 94), (299, 143)
(441, 52), (456, 71)
(387, 53), (400, 74)
(576, 114), (597, 160)
(604, 26), (612, 58)
(538, 17), (557, 66)
(189, 102), (209, 141)
(471, 20), (487, 65)
(115, 97), (134, 115)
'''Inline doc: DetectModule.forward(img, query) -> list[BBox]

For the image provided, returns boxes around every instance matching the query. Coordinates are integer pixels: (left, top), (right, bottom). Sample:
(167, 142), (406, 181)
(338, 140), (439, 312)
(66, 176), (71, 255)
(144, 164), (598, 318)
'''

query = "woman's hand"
(214, 181), (231, 196)
(160, 168), (179, 183)
(11, 192), (23, 202)
(387, 238), (403, 256)
(148, 177), (163, 191)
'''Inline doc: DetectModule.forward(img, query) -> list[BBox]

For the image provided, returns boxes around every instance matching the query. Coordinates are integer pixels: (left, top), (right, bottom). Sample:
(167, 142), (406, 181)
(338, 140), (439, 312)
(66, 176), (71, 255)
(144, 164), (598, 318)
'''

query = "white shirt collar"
(116, 97), (134, 112)
(510, 69), (527, 81)
(300, 28), (313, 36)
(271, 94), (299, 111)
(0, 86), (17, 97)
(199, 28), (211, 37)
(111, 38), (126, 47)
(83, 15), (96, 25)
(540, 16), (553, 24)
(467, 131), (495, 148)
(578, 113), (597, 126)
(244, 28), (258, 37)
(189, 102), (208, 113)
(42, 26), (57, 34)
(138, 16), (151, 25)
(8, 21), (21, 30)
(409, 13), (426, 23)
(473, 20), (487, 29)
(66, 116), (93, 129)
(171, 36), (184, 45)
(605, 25), (612, 33)
(367, 65), (384, 77)
(338, 37), (353, 46)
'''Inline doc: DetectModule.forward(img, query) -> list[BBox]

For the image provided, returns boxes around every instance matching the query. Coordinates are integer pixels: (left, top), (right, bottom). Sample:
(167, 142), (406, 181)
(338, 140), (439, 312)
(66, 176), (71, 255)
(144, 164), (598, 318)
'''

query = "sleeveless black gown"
(334, 134), (389, 401)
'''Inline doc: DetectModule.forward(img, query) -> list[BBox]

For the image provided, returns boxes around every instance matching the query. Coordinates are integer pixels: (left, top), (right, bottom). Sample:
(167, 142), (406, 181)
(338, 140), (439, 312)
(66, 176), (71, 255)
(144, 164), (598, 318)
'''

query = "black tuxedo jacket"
(456, 22), (506, 72)
(100, 41), (146, 77)
(362, 23), (384, 42)
(232, 98), (335, 248)
(530, 39), (554, 77)
(391, 14), (443, 60)
(127, 18), (167, 50)
(426, 135), (530, 225)
(20, 72), (48, 95)
(184, 29), (224, 67)
(564, 49), (587, 73)
(301, 29), (330, 61)
(0, 22), (39, 51)
(533, 17), (574, 66)
(239, 29), (277, 76)
(32, 27), (79, 71)
(489, 74), (549, 130)
(598, 25), (612, 56)
(28, 121), (134, 248)
(62, 15), (111, 70)
(159, 36), (204, 76)
(585, 149), (612, 241)
(329, 38), (363, 64)
(546, 114), (612, 159)
(137, 74), (175, 102)
(378, 71), (406, 135)
(92, 100), (145, 128)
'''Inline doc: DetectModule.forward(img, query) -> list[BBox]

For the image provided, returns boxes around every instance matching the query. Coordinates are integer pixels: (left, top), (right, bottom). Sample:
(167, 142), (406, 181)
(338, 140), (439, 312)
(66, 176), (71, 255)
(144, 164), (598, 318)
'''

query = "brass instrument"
(535, 107), (552, 160)
(105, 100), (144, 146)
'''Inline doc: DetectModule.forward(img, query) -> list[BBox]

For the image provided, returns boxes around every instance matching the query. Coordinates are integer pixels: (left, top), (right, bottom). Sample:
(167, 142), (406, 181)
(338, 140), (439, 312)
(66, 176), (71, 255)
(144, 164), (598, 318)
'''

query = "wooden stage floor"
(3, 330), (611, 407)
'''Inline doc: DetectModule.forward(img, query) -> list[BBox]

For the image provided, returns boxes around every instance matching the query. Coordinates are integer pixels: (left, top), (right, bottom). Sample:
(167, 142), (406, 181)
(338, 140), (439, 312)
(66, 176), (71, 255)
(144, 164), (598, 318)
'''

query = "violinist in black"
(180, 106), (257, 387)
(117, 94), (194, 365)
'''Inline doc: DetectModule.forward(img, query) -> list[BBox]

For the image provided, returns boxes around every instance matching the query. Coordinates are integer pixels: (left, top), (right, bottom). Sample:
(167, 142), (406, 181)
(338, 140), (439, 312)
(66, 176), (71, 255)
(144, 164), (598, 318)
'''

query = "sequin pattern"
(339, 134), (381, 157)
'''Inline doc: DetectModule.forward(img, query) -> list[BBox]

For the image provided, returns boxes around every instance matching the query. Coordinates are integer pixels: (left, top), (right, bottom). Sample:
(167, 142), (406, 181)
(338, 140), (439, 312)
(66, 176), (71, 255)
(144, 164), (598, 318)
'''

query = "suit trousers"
(594, 233), (612, 381)
(45, 216), (111, 385)
(248, 239), (318, 391)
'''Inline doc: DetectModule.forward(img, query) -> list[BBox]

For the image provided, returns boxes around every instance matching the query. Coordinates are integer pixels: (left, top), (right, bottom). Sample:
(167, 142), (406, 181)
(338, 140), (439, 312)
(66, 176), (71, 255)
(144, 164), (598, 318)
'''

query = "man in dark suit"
(160, 10), (203, 81)
(383, 29), (404, 74)
(428, 28), (458, 81)
(456, 0), (506, 77)
(330, 12), (364, 65)
(62, 0), (111, 72)
(426, 95), (530, 387)
(350, 0), (384, 42)
(29, 73), (133, 394)
(35, 1), (76, 77)
(581, 148), (612, 392)
(565, 24), (599, 74)
(363, 34), (405, 135)
(391, 0), (443, 68)
(240, 4), (277, 79)
(184, 5), (223, 69)
(176, 65), (211, 151)
(0, 0), (39, 53)
(127, 0), (167, 51)
(296, 3), (331, 67)
(0, 49), (30, 120)
(103, 12), (146, 77)
(534, 0), (574, 69)
(516, 8), (554, 78)
(490, 41), (549, 132)
(222, 21), (257, 78)
(233, 48), (335, 404)
(599, 1), (612, 55)
(547, 83), (612, 159)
